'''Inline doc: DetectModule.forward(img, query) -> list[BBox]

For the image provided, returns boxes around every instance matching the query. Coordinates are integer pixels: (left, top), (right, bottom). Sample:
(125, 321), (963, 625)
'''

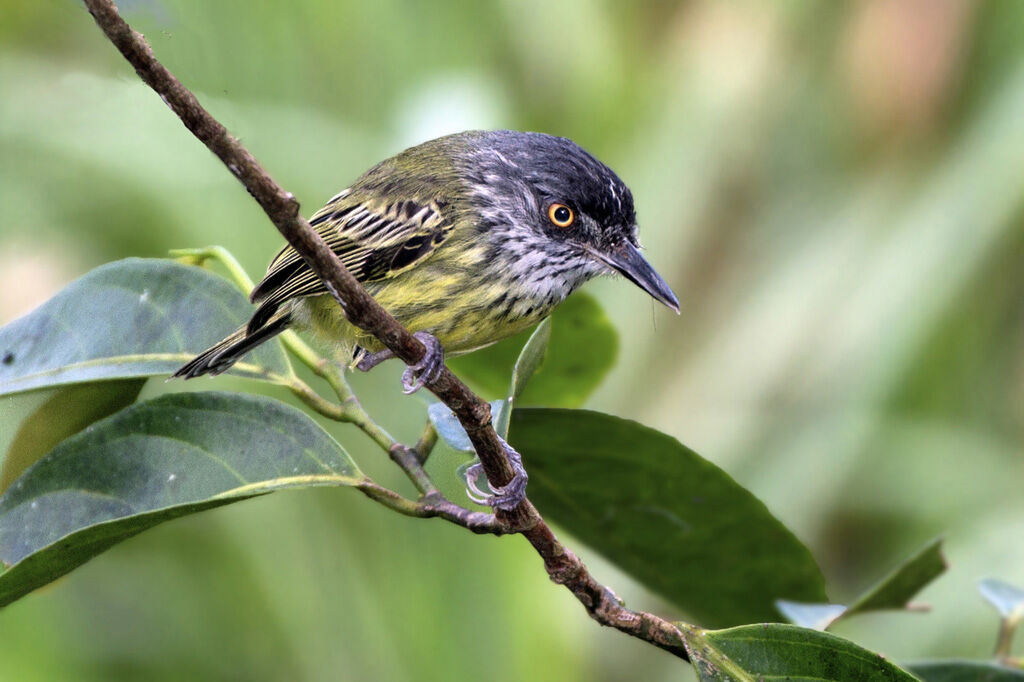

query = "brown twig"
(357, 481), (508, 535)
(80, 0), (689, 661)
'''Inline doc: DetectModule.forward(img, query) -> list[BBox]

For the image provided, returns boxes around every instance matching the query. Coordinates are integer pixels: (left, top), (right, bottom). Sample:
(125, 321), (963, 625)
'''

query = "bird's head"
(452, 130), (679, 312)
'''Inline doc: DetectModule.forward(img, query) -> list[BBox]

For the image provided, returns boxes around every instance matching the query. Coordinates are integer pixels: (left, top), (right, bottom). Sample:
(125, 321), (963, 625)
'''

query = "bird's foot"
(401, 332), (444, 394)
(354, 332), (444, 395)
(464, 437), (528, 511)
(355, 348), (394, 372)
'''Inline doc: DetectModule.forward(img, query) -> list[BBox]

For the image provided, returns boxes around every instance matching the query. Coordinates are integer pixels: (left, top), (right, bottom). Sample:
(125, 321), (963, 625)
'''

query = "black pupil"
(554, 206), (571, 223)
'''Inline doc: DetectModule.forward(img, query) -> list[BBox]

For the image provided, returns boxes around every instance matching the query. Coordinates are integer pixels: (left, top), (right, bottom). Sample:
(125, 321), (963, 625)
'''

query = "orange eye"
(547, 203), (574, 228)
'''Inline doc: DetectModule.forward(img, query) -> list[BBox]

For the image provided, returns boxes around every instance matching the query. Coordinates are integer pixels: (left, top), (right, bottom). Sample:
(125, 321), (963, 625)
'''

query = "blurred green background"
(2, 0), (1024, 679)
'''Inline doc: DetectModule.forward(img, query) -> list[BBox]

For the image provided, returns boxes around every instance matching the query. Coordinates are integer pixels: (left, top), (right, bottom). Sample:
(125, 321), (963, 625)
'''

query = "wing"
(246, 189), (454, 333)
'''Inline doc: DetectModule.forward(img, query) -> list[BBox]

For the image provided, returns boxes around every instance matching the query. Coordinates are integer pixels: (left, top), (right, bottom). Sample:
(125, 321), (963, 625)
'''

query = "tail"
(173, 311), (291, 379)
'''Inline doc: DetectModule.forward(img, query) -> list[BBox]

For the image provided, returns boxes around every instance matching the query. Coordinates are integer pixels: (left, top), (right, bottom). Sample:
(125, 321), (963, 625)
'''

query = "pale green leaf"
(427, 400), (506, 452)
(0, 259), (290, 397)
(979, 578), (1024, 620)
(509, 317), (551, 402)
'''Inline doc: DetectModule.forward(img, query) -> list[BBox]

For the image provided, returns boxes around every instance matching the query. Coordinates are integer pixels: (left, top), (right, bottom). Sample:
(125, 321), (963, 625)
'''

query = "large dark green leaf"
(449, 292), (617, 408)
(777, 538), (947, 630)
(681, 623), (919, 681)
(0, 258), (290, 396)
(509, 408), (826, 627)
(910, 661), (1024, 681)
(1, 379), (145, 491)
(0, 391), (363, 607)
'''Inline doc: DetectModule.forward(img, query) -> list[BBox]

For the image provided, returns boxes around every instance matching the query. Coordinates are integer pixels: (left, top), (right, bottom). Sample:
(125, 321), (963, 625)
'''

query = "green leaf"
(979, 578), (1024, 621)
(0, 258), (291, 397)
(493, 399), (512, 441)
(848, 538), (947, 613)
(680, 623), (920, 681)
(778, 537), (947, 630)
(449, 292), (617, 408)
(427, 400), (506, 452)
(1, 379), (145, 492)
(0, 391), (363, 607)
(509, 318), (551, 402)
(909, 661), (1024, 681)
(774, 602), (848, 631)
(492, 318), (551, 439)
(509, 408), (826, 627)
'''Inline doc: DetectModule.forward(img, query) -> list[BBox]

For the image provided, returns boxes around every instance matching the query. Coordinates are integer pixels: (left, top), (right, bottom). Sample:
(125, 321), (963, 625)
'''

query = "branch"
(79, 0), (529, 530)
(172, 246), (500, 535)
(357, 482), (509, 535)
(80, 0), (689, 661)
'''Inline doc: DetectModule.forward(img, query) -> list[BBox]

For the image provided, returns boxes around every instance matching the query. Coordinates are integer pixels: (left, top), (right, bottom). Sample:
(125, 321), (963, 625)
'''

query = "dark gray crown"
(453, 130), (636, 243)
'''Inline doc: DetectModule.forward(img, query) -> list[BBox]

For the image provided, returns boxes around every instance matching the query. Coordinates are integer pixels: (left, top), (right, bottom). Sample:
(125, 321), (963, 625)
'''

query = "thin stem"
(283, 325), (435, 487)
(389, 444), (437, 496)
(282, 332), (442, 494)
(414, 420), (438, 464)
(357, 480), (428, 517)
(278, 327), (403, 451)
(419, 491), (511, 535)
(284, 368), (398, 454)
(995, 616), (1020, 660)
(280, 331), (353, 399)
(169, 245), (256, 292)
(174, 245), (428, 492)
(346, 405), (401, 454)
(357, 482), (508, 535)
(286, 377), (349, 422)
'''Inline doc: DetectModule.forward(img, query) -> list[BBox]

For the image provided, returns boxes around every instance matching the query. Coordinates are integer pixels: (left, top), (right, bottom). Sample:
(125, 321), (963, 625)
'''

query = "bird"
(174, 130), (679, 509)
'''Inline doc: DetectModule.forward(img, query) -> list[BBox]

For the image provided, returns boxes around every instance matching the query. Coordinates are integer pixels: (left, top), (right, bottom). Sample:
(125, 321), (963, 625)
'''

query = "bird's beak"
(591, 241), (680, 313)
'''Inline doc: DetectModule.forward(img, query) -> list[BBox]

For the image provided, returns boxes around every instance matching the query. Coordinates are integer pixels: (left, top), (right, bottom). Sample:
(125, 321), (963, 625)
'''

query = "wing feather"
(246, 190), (453, 333)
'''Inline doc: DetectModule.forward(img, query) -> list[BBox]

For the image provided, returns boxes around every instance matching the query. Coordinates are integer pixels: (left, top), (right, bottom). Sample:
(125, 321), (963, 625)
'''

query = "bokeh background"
(2, 0), (1024, 680)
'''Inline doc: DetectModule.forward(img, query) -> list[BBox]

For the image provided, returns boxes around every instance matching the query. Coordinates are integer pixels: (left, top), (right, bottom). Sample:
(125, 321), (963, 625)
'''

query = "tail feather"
(173, 312), (291, 379)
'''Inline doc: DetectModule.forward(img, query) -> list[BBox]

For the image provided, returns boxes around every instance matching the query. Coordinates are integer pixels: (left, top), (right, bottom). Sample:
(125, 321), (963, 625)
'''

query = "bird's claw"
(356, 333), (444, 393)
(463, 438), (528, 511)
(464, 462), (491, 505)
(401, 332), (444, 394)
(355, 347), (392, 372)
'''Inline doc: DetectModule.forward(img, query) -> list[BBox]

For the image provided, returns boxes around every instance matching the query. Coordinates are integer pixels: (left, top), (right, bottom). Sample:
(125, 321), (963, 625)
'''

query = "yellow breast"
(290, 240), (551, 363)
